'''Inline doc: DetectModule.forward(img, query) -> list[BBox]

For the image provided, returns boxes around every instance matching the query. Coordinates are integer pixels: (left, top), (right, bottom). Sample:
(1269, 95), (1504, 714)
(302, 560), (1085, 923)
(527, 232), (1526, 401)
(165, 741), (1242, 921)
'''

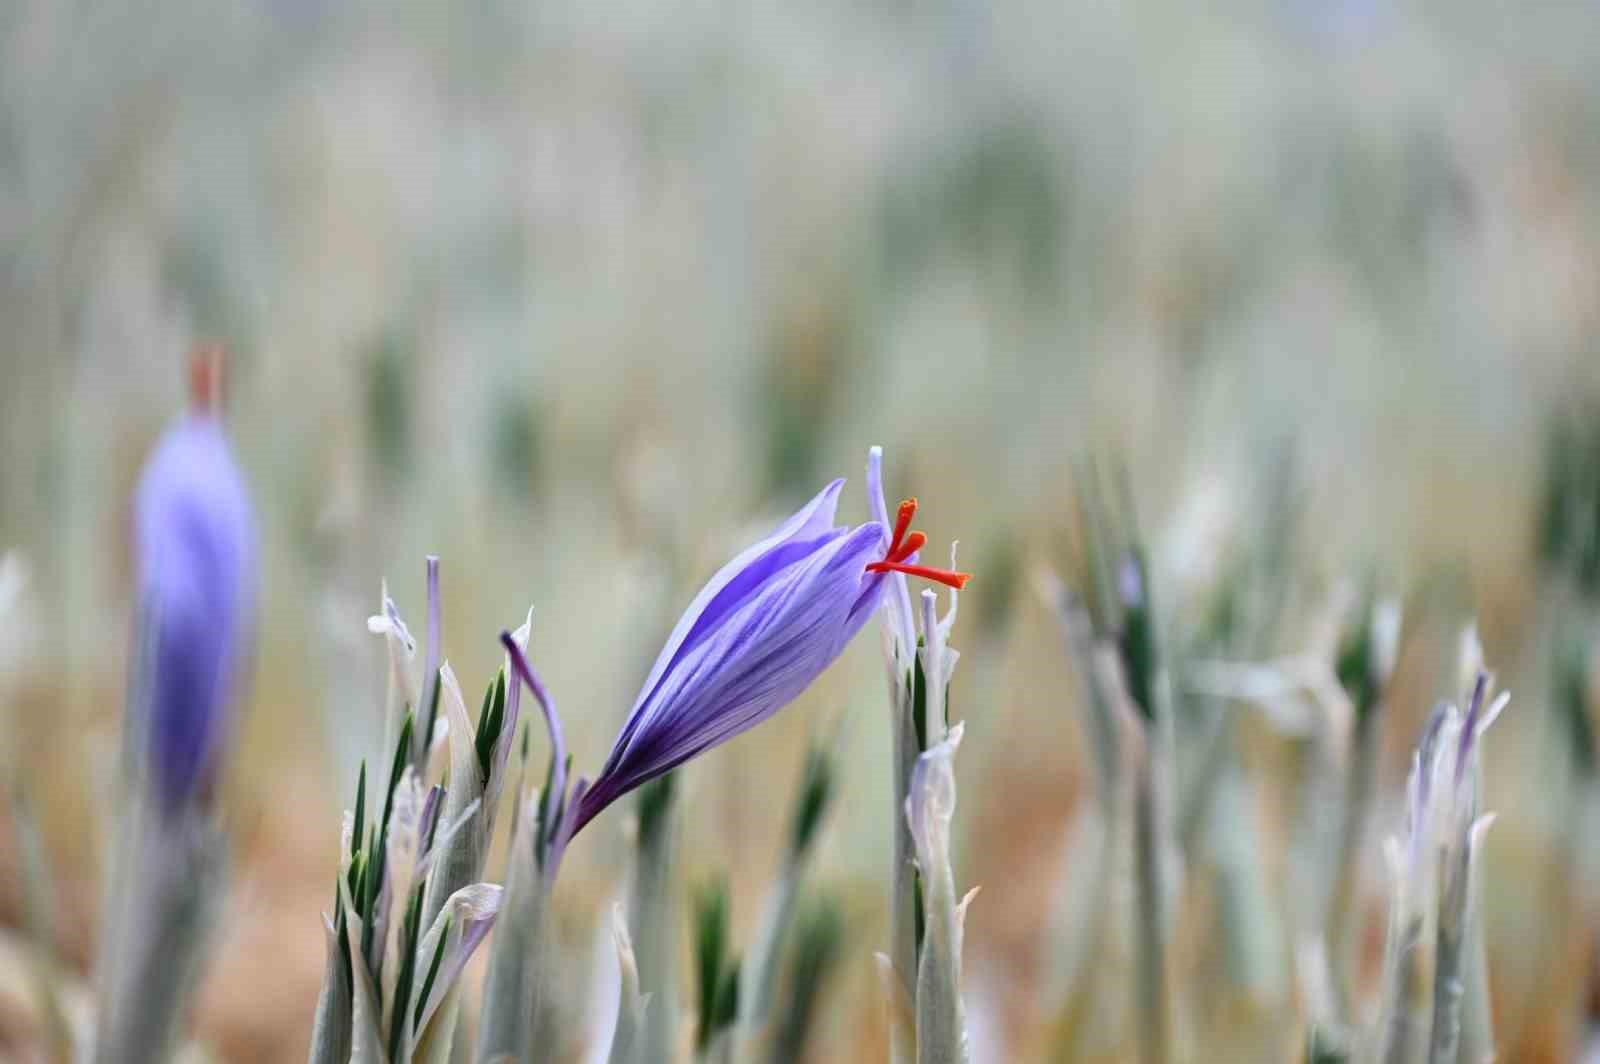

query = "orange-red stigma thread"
(889, 498), (917, 555)
(865, 498), (973, 589)
(189, 342), (225, 412)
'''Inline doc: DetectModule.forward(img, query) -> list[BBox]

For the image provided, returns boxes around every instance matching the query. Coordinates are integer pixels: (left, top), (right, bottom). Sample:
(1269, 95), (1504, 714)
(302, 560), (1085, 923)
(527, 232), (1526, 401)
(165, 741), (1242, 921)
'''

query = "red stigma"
(889, 498), (917, 555)
(189, 342), (225, 413)
(866, 561), (972, 590)
(866, 497), (973, 589)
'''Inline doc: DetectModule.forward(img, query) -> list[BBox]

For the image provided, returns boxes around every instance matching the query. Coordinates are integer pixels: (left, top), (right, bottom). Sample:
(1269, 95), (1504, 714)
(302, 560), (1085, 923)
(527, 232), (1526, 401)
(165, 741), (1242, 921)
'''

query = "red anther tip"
(189, 342), (225, 412)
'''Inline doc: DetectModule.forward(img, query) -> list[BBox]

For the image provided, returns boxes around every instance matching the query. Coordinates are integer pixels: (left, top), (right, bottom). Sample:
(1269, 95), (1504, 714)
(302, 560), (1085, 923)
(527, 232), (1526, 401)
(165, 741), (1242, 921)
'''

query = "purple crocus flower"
(132, 356), (256, 812)
(500, 454), (971, 855)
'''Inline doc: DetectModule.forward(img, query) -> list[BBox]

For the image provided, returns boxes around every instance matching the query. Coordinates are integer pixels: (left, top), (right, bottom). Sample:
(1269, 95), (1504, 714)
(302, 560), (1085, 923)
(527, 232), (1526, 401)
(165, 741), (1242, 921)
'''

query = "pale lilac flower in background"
(131, 351), (257, 812)
(94, 348), (256, 1064)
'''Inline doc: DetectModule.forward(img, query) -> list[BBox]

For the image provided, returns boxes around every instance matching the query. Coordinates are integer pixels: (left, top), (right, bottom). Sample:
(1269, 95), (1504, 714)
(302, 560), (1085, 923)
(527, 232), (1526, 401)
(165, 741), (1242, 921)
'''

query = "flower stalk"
(904, 580), (976, 1064)
(1326, 595), (1401, 1017)
(741, 741), (837, 1045)
(621, 775), (680, 1064)
(1052, 465), (1173, 1064)
(867, 447), (970, 1009)
(693, 879), (741, 1061)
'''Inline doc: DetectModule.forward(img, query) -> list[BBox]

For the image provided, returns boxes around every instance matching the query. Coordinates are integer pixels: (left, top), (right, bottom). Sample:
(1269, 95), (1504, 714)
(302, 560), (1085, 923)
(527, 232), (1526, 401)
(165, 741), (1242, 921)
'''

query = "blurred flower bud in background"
(130, 345), (257, 812)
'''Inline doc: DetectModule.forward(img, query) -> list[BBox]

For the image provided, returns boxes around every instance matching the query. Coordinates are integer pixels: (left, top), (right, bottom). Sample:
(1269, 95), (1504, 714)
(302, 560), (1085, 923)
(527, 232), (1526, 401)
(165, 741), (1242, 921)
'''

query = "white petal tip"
(1480, 691), (1511, 734)
(511, 606), (535, 648)
(1470, 812), (1498, 846)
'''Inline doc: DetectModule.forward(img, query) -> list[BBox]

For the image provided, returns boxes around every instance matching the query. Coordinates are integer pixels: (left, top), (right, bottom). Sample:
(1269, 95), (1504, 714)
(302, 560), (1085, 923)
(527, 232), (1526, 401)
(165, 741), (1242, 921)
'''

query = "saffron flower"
(501, 452), (970, 855)
(93, 348), (255, 1064)
(131, 350), (257, 812)
(479, 454), (967, 1061)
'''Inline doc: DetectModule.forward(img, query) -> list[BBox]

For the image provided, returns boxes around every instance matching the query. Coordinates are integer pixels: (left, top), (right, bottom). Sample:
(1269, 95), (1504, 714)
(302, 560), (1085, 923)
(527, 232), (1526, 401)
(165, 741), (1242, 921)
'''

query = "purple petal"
(636, 482), (845, 699)
(1455, 672), (1488, 786)
(133, 414), (256, 812)
(606, 480), (849, 769)
(412, 883), (503, 1036)
(417, 784), (444, 861)
(574, 518), (886, 833)
(502, 631), (566, 833)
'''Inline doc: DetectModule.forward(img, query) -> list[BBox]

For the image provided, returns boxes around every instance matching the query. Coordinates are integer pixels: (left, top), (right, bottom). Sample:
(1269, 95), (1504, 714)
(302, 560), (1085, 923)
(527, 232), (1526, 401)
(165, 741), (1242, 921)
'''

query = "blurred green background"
(2, 0), (1600, 1059)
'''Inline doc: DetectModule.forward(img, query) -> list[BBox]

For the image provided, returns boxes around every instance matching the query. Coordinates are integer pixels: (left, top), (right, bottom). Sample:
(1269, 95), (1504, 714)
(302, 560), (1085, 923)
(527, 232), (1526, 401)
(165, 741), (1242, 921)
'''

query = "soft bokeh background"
(3, 0), (1600, 1059)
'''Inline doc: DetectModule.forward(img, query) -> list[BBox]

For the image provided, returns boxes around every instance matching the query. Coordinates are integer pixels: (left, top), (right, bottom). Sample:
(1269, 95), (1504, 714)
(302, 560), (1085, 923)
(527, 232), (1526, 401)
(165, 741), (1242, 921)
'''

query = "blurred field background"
(3, 0), (1600, 1059)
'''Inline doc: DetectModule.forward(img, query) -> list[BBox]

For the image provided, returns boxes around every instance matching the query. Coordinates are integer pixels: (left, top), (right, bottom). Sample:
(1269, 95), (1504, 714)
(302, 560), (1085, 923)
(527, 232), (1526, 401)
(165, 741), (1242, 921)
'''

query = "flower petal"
(577, 517), (886, 832)
(412, 882), (504, 1037)
(617, 480), (849, 754)
(134, 414), (256, 812)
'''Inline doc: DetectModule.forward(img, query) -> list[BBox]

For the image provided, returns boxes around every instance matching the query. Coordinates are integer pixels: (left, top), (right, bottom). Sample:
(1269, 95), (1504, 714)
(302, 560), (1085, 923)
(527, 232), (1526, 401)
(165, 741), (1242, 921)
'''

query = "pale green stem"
(1329, 710), (1381, 1018)
(743, 854), (801, 1031)
(91, 803), (221, 1064)
(628, 783), (679, 1064)
(890, 675), (920, 1006)
(476, 837), (549, 1063)
(14, 785), (71, 1064)
(1133, 754), (1169, 1064)
(306, 916), (352, 1064)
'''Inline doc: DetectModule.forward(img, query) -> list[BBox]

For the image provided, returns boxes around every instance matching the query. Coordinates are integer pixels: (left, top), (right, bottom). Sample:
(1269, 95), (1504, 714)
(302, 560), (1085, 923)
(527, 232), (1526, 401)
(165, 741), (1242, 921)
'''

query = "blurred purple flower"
(133, 388), (256, 813)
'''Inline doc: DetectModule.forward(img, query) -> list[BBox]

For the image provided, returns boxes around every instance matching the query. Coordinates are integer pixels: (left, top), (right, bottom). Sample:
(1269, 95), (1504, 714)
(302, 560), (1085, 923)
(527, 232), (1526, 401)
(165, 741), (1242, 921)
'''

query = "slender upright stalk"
(909, 723), (971, 1064)
(889, 670), (922, 1004)
(13, 784), (71, 1064)
(1327, 705), (1380, 1015)
(1132, 750), (1169, 1064)
(628, 776), (680, 1063)
(768, 897), (845, 1064)
(92, 802), (223, 1064)
(744, 742), (835, 1044)
(476, 811), (549, 1062)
